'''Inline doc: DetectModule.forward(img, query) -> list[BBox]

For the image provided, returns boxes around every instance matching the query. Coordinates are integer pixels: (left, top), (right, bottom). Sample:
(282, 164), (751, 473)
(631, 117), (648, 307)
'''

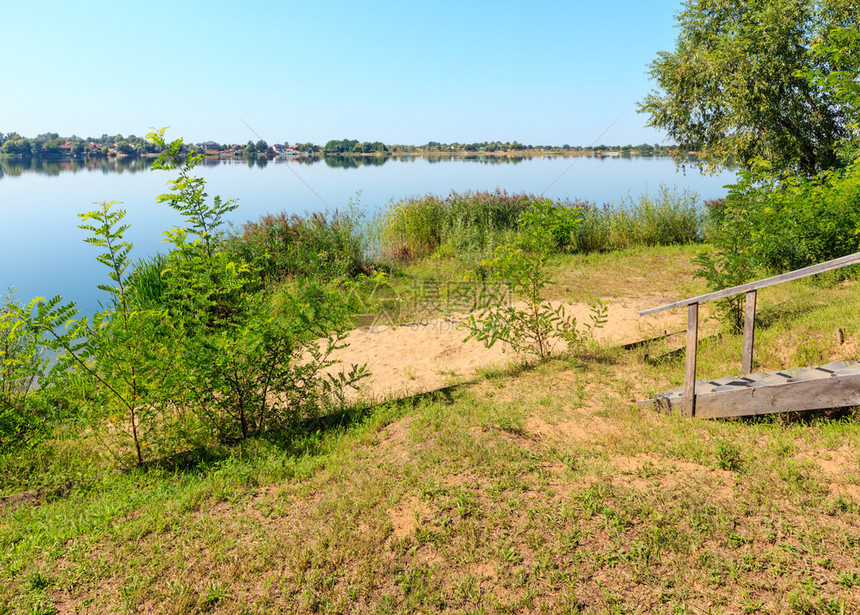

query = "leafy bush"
(33, 130), (369, 466)
(146, 129), (367, 449)
(0, 293), (77, 455)
(517, 198), (583, 252)
(66, 202), (184, 465)
(463, 199), (606, 359)
(696, 158), (860, 330)
(748, 161), (860, 273)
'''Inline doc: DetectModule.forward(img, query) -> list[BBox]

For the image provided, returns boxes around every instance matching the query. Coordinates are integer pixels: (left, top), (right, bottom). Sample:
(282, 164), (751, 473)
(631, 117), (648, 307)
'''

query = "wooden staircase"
(638, 253), (860, 418)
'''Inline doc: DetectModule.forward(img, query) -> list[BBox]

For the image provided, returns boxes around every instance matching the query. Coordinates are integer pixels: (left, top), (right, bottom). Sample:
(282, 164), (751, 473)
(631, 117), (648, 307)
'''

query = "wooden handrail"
(639, 251), (860, 417)
(640, 251), (860, 316)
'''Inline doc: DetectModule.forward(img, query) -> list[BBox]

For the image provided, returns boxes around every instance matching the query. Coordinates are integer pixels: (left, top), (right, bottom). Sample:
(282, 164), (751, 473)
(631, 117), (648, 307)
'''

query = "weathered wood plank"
(683, 303), (699, 417)
(639, 360), (860, 416)
(694, 373), (860, 418)
(640, 251), (860, 316)
(742, 290), (757, 375)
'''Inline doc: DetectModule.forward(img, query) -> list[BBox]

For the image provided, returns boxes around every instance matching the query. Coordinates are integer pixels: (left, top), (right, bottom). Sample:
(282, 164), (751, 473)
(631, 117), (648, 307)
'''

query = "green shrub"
(39, 130), (369, 466)
(696, 158), (860, 330)
(0, 293), (77, 455)
(749, 161), (860, 273)
(463, 199), (606, 359)
(146, 130), (367, 449)
(70, 202), (184, 465)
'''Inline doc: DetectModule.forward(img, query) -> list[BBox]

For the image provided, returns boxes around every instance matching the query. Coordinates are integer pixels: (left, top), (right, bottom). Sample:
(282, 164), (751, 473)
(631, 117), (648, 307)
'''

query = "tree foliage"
(639, 0), (860, 176)
(695, 155), (860, 329)
(805, 24), (860, 143)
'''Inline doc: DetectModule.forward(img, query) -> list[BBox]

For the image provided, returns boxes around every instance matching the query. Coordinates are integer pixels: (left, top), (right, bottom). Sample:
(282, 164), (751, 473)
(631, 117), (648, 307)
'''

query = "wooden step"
(639, 361), (860, 418)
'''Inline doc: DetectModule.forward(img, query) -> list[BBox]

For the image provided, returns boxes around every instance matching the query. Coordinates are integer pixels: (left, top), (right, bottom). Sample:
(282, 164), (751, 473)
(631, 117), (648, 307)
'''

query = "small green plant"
(517, 196), (583, 251)
(463, 199), (606, 359)
(0, 292), (77, 454)
(694, 176), (761, 331)
(715, 439), (743, 472)
(51, 201), (182, 466)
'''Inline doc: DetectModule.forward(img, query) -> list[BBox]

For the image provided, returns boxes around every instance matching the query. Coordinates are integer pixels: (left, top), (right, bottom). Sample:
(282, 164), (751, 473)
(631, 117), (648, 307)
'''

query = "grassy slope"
(3, 245), (860, 614)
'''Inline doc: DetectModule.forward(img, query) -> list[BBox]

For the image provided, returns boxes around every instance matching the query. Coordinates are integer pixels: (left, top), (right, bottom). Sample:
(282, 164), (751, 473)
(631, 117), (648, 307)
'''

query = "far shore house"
(44, 141), (102, 157)
(199, 141), (221, 153)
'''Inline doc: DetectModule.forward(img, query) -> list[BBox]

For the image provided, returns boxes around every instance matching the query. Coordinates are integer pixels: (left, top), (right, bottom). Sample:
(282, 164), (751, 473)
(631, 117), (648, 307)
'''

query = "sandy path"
(325, 298), (685, 401)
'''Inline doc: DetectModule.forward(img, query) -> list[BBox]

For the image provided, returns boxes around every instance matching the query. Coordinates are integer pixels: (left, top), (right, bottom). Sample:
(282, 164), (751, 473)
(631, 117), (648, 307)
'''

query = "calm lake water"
(1, 154), (736, 316)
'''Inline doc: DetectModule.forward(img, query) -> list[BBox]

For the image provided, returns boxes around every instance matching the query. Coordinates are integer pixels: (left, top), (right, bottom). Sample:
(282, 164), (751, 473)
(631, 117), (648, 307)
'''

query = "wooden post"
(742, 290), (757, 375)
(684, 303), (699, 417)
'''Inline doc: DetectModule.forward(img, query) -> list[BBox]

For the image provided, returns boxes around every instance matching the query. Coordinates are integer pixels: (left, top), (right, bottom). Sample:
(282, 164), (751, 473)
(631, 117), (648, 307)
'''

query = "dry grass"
(3, 245), (860, 614)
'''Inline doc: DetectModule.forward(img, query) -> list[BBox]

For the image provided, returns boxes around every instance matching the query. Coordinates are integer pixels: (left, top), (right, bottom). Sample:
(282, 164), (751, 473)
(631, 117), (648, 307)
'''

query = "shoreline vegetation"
(3, 129), (860, 613)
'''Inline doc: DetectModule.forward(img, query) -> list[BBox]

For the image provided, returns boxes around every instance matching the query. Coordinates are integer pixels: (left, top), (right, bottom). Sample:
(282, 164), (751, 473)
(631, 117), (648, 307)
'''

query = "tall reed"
(377, 185), (702, 262)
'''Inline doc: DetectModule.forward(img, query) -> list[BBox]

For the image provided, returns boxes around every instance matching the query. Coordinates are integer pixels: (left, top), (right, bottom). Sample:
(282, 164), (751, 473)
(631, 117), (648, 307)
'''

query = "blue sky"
(3, 0), (685, 146)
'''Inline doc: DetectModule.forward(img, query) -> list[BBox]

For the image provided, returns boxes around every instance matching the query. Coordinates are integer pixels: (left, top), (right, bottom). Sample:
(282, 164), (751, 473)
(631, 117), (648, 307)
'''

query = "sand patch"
(325, 298), (685, 401)
(387, 495), (433, 539)
(607, 454), (735, 498)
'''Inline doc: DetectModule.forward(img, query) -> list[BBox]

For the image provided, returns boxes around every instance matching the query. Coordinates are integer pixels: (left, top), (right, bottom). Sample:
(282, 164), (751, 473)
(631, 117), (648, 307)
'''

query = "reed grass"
(376, 185), (703, 265)
(375, 190), (534, 262)
(224, 209), (368, 281)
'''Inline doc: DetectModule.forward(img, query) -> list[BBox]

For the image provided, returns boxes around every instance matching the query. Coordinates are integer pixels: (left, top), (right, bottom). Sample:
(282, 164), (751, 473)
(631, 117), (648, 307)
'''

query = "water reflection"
(1, 152), (737, 319)
(323, 155), (389, 169)
(0, 155), (153, 178)
(0, 151), (606, 178)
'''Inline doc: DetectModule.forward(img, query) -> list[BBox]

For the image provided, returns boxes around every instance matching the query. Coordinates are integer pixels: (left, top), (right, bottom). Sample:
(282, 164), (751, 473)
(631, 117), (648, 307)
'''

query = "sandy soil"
(325, 298), (686, 401)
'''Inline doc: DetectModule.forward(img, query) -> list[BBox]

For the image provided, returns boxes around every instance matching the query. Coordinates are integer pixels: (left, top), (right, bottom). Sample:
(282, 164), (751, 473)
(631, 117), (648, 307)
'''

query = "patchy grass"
(3, 244), (860, 614)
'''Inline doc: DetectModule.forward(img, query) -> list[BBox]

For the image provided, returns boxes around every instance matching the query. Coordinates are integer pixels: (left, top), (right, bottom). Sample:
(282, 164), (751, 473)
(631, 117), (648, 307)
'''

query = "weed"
(836, 570), (860, 588)
(199, 583), (228, 610)
(715, 439), (743, 472)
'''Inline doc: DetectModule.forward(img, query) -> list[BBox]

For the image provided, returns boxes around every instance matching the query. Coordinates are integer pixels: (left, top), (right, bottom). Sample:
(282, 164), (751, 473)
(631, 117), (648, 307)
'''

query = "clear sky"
(2, 0), (685, 146)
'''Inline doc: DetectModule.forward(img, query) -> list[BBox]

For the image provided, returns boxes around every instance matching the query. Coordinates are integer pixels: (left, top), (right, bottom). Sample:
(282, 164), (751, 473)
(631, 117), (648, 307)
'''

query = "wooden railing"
(640, 252), (860, 416)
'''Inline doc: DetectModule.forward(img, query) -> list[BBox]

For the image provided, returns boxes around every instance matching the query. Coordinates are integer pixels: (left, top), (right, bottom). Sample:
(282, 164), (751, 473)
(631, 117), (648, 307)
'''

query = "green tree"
(1, 140), (21, 155)
(638, 0), (859, 176)
(805, 25), (860, 145)
(145, 129), (367, 443)
(70, 203), (181, 465)
(115, 140), (134, 155)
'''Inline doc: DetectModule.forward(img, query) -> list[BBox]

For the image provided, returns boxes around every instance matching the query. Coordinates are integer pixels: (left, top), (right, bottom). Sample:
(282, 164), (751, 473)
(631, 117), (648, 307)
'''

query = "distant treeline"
(0, 132), (167, 158)
(0, 131), (679, 159)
